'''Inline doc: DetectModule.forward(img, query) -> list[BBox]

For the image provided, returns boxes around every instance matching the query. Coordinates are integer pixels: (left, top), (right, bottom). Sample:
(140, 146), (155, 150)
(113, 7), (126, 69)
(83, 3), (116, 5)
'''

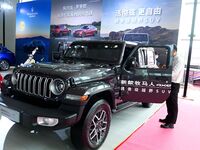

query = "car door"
(121, 45), (172, 103)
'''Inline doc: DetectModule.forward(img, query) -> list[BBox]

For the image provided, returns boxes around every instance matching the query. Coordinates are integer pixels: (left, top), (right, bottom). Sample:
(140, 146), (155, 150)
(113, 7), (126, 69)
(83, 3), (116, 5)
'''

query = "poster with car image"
(50, 0), (102, 43)
(100, 0), (182, 45)
(16, 0), (51, 65)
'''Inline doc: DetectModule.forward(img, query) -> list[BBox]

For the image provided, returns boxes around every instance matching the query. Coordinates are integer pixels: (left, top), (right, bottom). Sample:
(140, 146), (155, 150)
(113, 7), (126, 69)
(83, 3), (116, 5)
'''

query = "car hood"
(16, 62), (116, 85)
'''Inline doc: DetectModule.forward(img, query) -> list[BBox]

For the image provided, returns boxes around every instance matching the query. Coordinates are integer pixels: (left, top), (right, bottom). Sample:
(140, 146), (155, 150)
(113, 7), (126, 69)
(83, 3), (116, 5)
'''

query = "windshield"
(81, 26), (89, 29)
(64, 42), (124, 64)
(124, 34), (148, 42)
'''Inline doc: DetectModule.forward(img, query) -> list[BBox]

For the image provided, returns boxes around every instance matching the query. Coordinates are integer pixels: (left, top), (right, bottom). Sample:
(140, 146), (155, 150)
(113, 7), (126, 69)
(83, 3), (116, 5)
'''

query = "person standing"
(159, 45), (184, 128)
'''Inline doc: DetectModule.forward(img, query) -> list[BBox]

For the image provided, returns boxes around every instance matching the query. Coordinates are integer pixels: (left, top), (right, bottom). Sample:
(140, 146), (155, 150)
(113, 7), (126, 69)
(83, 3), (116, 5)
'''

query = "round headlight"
(11, 72), (18, 85)
(50, 79), (65, 95)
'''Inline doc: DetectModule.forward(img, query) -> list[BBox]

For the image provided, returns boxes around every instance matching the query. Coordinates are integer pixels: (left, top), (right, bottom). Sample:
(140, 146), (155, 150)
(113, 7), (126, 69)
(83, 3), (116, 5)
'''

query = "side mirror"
(125, 57), (139, 71)
(128, 57), (139, 68)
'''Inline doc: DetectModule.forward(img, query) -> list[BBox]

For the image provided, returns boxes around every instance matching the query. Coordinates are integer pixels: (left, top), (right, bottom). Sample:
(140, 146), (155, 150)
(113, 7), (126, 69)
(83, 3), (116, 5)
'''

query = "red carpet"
(115, 99), (200, 150)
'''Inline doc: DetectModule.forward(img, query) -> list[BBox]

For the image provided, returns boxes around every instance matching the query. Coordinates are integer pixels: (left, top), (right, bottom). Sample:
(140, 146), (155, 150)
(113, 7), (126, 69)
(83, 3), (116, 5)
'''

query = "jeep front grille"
(16, 73), (53, 98)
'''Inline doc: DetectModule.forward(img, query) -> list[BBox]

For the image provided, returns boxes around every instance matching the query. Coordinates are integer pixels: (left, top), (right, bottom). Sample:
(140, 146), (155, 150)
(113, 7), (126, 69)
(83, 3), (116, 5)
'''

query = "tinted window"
(81, 26), (89, 29)
(64, 42), (124, 64)
(125, 47), (169, 72)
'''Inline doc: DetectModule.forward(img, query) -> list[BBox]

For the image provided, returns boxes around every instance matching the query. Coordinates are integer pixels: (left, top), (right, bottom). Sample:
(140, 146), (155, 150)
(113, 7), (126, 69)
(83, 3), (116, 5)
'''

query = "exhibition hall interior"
(0, 0), (200, 150)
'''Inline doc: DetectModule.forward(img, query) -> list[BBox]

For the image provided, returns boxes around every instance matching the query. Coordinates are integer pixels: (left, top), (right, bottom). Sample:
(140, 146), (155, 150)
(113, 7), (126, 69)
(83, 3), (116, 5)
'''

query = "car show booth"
(0, 0), (200, 150)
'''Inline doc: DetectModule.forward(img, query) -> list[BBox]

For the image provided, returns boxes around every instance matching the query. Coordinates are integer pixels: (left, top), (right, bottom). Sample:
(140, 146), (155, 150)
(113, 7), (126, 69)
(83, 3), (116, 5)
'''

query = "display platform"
(115, 90), (200, 150)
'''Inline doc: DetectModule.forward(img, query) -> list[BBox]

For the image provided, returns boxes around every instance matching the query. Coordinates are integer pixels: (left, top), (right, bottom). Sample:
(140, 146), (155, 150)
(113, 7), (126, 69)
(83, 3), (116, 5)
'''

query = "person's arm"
(172, 56), (183, 82)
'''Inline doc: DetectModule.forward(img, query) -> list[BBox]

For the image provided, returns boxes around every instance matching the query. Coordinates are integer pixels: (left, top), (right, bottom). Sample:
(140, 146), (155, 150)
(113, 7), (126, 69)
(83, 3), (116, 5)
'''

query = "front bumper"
(0, 95), (80, 129)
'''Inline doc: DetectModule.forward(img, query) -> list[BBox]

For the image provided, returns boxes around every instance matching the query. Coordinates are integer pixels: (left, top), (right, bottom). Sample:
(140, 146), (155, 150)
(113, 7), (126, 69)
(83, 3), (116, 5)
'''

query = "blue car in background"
(0, 45), (15, 71)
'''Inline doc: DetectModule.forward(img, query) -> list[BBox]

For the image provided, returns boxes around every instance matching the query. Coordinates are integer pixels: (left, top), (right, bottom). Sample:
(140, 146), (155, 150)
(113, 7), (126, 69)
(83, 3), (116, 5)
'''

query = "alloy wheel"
(89, 109), (108, 145)
(0, 60), (9, 71)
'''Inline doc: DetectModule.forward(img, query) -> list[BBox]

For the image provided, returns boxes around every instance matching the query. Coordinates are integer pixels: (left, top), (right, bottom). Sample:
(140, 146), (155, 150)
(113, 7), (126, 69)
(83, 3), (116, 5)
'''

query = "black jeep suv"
(0, 40), (172, 150)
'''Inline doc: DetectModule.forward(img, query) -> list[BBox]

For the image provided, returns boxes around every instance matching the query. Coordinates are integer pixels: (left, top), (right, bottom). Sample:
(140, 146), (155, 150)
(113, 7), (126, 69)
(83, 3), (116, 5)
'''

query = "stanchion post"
(183, 0), (198, 97)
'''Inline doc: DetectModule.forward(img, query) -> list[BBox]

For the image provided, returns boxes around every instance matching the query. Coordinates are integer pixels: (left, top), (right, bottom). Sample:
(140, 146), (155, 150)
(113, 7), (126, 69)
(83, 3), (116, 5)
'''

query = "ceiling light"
(0, 3), (13, 10)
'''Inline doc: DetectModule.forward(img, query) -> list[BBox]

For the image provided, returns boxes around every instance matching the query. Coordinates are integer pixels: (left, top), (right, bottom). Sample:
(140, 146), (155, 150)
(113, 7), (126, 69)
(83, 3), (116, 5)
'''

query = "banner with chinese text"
(100, 0), (182, 45)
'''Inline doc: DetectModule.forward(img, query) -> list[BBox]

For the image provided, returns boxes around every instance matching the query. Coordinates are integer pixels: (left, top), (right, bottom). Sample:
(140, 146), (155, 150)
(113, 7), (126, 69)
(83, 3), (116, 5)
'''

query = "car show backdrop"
(15, 0), (51, 65)
(15, 0), (183, 63)
(100, 0), (182, 45)
(50, 0), (102, 53)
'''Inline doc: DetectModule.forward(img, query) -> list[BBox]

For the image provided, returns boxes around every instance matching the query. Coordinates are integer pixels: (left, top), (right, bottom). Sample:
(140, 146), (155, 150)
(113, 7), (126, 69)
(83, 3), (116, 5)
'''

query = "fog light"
(37, 117), (58, 127)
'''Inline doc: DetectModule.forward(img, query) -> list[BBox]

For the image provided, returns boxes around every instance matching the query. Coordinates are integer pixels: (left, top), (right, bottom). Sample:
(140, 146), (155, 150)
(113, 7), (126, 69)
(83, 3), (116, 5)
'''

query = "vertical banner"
(101, 0), (182, 45)
(50, 0), (102, 52)
(16, 0), (51, 65)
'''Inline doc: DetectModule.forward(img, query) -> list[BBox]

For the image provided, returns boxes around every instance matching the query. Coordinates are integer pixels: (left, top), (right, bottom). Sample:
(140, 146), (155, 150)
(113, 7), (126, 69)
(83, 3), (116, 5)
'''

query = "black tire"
(71, 100), (111, 150)
(0, 60), (10, 71)
(142, 102), (152, 108)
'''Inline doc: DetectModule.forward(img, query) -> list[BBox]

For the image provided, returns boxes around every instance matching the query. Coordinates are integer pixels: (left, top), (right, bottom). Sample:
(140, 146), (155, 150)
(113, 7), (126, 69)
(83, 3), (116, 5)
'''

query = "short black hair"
(173, 44), (177, 51)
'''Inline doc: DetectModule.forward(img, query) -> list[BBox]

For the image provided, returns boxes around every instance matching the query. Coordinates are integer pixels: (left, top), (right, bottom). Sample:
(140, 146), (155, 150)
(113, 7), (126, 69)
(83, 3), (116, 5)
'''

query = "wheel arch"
(87, 90), (114, 110)
(80, 87), (115, 122)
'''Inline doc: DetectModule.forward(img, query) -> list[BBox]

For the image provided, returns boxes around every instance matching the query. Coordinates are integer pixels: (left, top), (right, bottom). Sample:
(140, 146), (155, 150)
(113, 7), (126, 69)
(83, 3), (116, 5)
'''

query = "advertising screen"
(100, 0), (182, 45)
(50, 0), (102, 53)
(16, 0), (51, 65)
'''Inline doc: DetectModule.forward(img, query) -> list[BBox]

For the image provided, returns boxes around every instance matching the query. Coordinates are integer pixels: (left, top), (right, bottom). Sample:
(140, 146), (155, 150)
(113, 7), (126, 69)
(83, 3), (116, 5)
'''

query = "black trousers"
(165, 82), (180, 124)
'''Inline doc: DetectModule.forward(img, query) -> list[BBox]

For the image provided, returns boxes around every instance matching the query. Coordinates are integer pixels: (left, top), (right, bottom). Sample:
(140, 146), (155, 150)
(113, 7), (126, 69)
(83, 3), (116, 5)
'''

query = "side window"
(138, 48), (157, 68)
(124, 46), (169, 72)
(154, 48), (169, 69)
